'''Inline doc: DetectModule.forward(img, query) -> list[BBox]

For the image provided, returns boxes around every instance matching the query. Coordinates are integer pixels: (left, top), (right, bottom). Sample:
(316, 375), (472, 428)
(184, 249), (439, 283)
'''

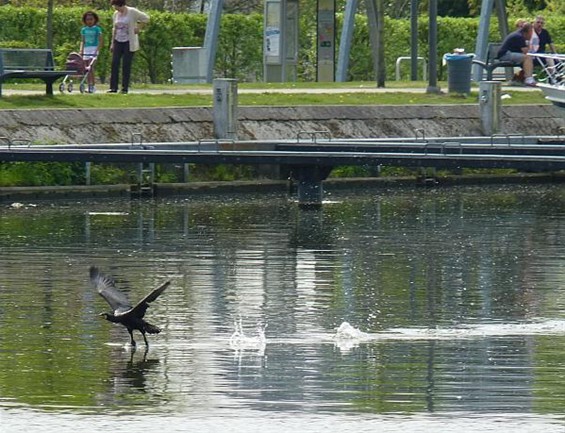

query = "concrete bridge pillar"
(290, 165), (332, 208)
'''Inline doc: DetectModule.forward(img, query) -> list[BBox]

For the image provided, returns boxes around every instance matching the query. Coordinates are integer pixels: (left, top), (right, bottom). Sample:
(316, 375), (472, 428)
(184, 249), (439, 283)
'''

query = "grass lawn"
(0, 80), (548, 109)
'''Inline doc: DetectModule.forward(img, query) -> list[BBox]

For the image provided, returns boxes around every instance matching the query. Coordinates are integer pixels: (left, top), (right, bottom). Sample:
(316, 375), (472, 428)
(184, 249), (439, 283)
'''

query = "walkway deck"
(2, 135), (564, 205)
(1, 135), (565, 171)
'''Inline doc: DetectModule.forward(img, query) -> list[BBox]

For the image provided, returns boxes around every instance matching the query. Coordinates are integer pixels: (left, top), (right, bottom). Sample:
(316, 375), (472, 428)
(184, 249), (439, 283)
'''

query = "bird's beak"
(98, 312), (106, 318)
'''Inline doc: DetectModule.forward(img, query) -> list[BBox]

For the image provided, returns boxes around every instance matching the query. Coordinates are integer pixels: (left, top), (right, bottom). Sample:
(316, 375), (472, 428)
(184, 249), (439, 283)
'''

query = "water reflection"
(98, 347), (162, 408)
(1, 185), (565, 431)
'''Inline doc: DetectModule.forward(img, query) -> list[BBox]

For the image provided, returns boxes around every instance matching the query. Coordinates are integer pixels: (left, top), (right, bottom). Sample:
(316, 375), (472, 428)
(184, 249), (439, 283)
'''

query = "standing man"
(497, 22), (536, 87)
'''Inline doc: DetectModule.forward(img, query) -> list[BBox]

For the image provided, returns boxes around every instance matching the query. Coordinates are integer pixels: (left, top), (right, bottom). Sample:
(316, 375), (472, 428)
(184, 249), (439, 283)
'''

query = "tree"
(468, 0), (549, 15)
(437, 0), (470, 16)
(545, 0), (565, 13)
(224, 0), (261, 14)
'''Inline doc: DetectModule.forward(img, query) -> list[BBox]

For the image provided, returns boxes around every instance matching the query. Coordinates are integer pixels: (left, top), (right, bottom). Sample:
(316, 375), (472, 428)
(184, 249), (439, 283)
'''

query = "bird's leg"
(142, 331), (149, 347)
(128, 329), (137, 348)
(142, 345), (149, 361)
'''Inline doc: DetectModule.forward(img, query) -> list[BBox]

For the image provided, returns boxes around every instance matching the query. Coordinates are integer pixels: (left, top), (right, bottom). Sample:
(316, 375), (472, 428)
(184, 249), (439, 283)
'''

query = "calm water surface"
(2, 184), (565, 432)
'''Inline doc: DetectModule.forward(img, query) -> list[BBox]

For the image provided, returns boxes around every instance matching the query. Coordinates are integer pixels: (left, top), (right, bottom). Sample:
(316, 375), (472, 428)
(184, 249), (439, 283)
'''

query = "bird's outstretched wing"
(90, 266), (132, 314)
(130, 280), (171, 319)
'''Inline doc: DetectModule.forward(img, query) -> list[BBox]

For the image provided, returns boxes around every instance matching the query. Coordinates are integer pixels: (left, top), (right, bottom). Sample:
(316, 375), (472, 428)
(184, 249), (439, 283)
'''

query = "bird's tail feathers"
(144, 321), (161, 334)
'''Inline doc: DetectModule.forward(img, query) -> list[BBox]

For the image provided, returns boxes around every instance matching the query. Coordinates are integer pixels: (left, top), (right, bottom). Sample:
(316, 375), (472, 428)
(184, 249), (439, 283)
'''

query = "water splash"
(229, 317), (267, 355)
(332, 320), (565, 352)
(9, 202), (37, 209)
(333, 322), (372, 353)
(395, 320), (565, 339)
(87, 212), (129, 216)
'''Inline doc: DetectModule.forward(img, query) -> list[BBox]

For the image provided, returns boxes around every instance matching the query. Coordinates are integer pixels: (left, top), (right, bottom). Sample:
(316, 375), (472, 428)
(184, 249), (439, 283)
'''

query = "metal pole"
(375, 0), (385, 87)
(426, 0), (440, 94)
(47, 0), (54, 49)
(365, 0), (379, 82)
(410, 0), (418, 81)
(336, 0), (358, 82)
(472, 0), (494, 81)
(203, 0), (224, 83)
(494, 0), (513, 81)
(280, 0), (288, 82)
(494, 0), (509, 36)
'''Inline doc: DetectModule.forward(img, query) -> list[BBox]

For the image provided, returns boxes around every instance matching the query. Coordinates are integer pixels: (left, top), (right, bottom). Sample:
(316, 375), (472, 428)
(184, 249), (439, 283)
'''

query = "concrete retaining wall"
(0, 104), (564, 144)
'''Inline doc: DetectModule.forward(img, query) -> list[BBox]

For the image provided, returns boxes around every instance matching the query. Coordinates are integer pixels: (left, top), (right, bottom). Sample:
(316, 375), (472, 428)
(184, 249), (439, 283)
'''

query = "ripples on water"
(2, 184), (565, 432)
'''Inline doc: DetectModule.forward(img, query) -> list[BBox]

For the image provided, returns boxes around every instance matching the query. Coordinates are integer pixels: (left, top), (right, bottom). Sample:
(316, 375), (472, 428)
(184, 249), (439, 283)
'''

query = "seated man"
(496, 22), (536, 86)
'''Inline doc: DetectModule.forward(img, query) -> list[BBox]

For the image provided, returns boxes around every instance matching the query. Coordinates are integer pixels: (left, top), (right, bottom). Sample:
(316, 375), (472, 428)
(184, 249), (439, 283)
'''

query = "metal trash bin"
(446, 53), (473, 94)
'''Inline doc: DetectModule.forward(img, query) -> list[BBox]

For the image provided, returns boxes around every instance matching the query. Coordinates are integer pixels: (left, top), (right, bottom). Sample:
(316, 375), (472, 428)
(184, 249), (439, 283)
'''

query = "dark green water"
(1, 184), (565, 432)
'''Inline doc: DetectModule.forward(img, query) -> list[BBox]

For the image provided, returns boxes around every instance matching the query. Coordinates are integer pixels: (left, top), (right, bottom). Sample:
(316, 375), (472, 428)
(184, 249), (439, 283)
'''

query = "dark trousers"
(110, 40), (135, 92)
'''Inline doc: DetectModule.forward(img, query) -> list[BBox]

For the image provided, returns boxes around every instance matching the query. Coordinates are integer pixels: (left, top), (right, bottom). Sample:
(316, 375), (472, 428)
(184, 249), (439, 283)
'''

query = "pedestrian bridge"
(2, 134), (565, 206)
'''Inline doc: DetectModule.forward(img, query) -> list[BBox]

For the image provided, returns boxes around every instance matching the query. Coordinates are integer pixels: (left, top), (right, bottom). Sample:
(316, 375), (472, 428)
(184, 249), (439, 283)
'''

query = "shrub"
(1, 6), (565, 84)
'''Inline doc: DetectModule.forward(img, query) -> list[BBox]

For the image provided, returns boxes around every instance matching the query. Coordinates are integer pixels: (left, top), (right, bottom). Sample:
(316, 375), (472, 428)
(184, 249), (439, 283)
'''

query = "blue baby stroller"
(59, 52), (97, 93)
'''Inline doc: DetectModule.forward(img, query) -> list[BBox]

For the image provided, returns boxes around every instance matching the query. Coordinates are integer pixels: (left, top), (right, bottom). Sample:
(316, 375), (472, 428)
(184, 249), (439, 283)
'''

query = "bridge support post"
(290, 165), (332, 208)
(297, 179), (323, 207)
(479, 80), (501, 135)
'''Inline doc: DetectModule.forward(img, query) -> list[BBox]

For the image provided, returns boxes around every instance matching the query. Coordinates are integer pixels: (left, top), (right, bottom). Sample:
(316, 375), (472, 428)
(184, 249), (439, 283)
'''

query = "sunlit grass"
(0, 81), (548, 109)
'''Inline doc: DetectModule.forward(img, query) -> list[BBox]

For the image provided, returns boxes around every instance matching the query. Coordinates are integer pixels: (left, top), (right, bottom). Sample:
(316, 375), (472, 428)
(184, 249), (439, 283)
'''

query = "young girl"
(79, 11), (103, 93)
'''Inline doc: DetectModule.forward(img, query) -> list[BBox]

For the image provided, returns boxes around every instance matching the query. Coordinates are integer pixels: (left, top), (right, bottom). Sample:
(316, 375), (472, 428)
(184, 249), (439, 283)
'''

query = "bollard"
(213, 78), (238, 140)
(479, 81), (501, 135)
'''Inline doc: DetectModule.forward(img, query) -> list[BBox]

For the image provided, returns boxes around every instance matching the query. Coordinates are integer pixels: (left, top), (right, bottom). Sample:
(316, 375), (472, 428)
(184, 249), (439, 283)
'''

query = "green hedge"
(1, 6), (564, 84)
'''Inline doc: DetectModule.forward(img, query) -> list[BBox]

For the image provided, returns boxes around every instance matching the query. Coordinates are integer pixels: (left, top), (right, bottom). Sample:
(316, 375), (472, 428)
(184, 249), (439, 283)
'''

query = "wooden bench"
(0, 48), (73, 97)
(472, 42), (519, 81)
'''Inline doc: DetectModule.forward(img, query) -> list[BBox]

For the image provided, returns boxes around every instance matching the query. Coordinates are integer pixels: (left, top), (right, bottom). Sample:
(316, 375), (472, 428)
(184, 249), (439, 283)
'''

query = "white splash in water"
(87, 212), (129, 216)
(9, 202), (36, 209)
(396, 320), (565, 339)
(332, 320), (565, 350)
(333, 322), (372, 353)
(229, 317), (267, 355)
(332, 320), (565, 353)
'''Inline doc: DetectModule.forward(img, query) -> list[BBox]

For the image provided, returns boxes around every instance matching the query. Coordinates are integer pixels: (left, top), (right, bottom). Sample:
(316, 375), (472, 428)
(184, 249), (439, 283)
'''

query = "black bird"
(90, 266), (170, 347)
